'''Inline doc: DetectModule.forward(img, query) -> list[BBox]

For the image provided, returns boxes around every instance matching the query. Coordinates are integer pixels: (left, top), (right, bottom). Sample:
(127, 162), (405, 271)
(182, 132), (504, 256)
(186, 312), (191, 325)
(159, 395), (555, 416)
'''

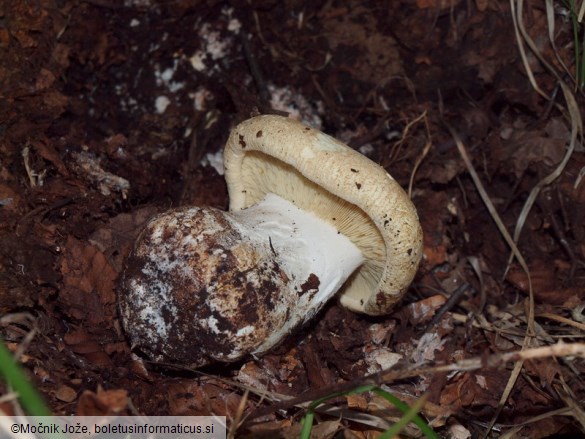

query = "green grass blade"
(378, 393), (427, 439)
(567, 0), (583, 89)
(300, 384), (438, 439)
(372, 388), (439, 439)
(0, 339), (52, 416)
(300, 384), (376, 438)
(299, 410), (315, 439)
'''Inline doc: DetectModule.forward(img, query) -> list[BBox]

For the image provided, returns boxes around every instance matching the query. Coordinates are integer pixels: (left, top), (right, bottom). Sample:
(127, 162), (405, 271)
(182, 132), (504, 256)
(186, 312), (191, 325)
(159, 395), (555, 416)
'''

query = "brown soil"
(1, 0), (584, 437)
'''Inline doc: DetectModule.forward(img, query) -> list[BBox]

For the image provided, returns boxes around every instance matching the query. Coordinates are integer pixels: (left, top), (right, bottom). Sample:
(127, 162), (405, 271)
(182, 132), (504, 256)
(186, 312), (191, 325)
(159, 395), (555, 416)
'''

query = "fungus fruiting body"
(120, 115), (423, 367)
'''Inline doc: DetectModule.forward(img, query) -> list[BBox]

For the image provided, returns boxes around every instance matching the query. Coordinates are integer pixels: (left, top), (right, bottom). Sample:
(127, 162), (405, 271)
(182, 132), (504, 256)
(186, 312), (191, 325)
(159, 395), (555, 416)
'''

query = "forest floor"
(1, 0), (585, 437)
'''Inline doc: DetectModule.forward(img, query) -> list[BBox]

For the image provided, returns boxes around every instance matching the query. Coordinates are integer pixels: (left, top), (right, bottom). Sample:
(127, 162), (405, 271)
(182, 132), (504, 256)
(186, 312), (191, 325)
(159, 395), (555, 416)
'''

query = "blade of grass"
(505, 84), (582, 275)
(372, 388), (438, 439)
(300, 384), (377, 438)
(546, 0), (574, 85)
(0, 339), (51, 416)
(580, 12), (585, 89)
(438, 101), (536, 439)
(569, 0), (583, 88)
(300, 384), (438, 439)
(505, 0), (583, 277)
(510, 0), (550, 100)
(378, 393), (429, 439)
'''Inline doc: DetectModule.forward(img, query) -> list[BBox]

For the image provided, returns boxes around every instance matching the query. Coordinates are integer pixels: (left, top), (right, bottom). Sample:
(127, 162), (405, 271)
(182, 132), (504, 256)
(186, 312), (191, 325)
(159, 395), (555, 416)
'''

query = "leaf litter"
(0, 0), (584, 437)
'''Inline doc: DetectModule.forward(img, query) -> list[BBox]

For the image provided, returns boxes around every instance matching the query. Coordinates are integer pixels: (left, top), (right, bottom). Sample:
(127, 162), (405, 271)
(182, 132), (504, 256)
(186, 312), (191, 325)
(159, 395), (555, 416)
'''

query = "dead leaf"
(506, 260), (579, 304)
(517, 416), (574, 438)
(51, 43), (70, 70)
(35, 68), (56, 90)
(440, 372), (503, 408)
(323, 9), (402, 84)
(30, 137), (68, 176)
(63, 328), (113, 367)
(448, 424), (472, 439)
(495, 119), (569, 178)
(235, 361), (274, 393)
(89, 206), (158, 272)
(346, 393), (368, 410)
(0, 29), (9, 48)
(281, 420), (341, 439)
(368, 322), (396, 345)
(12, 30), (37, 48)
(55, 385), (77, 403)
(364, 347), (403, 374)
(524, 358), (561, 388)
(302, 344), (336, 388)
(59, 236), (117, 325)
(42, 89), (68, 116)
(412, 332), (447, 363)
(104, 134), (128, 157)
(0, 183), (24, 213)
(245, 419), (293, 438)
(166, 380), (243, 417)
(405, 295), (447, 325)
(424, 244), (447, 267)
(76, 387), (128, 416)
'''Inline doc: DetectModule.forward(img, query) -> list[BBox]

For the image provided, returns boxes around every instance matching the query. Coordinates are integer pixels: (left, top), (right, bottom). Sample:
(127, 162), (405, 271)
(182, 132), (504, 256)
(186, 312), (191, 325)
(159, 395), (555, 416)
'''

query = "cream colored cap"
(223, 115), (422, 315)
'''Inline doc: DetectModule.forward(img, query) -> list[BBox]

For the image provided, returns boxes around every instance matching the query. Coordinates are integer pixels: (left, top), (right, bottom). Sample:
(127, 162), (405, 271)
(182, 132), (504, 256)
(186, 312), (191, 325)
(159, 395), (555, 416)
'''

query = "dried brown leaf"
(55, 385), (77, 403)
(76, 387), (128, 416)
(59, 236), (117, 325)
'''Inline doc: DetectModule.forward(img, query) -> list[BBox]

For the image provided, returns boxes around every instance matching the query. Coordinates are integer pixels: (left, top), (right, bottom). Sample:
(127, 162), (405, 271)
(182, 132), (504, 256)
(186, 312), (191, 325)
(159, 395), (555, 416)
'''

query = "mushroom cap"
(119, 205), (298, 367)
(224, 115), (423, 315)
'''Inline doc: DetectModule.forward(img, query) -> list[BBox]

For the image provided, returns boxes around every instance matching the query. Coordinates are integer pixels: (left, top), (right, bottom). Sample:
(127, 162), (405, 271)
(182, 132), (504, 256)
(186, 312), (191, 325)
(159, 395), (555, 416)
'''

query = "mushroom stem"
(231, 193), (364, 354)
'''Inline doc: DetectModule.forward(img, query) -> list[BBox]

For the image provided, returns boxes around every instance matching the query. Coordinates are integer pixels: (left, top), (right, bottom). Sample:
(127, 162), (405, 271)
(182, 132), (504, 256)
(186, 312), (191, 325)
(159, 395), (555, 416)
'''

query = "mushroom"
(119, 115), (422, 367)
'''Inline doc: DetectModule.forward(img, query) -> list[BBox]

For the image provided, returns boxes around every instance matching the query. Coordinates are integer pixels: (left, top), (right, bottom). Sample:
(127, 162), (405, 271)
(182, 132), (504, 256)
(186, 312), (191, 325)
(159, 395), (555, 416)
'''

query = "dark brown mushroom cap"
(119, 205), (295, 366)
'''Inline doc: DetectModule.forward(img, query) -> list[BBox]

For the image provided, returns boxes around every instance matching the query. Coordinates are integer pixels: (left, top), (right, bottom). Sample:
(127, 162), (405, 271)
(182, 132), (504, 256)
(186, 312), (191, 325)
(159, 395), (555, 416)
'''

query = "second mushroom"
(119, 115), (423, 367)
